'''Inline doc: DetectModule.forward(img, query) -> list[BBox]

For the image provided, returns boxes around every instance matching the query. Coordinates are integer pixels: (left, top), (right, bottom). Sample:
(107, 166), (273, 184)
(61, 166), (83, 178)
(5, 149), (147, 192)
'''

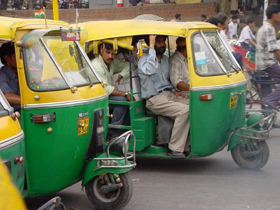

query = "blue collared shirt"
(138, 49), (174, 99)
(0, 66), (20, 111)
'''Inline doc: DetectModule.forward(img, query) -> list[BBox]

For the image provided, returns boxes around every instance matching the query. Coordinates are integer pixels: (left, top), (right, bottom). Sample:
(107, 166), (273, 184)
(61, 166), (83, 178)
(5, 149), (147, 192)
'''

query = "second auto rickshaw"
(80, 20), (275, 170)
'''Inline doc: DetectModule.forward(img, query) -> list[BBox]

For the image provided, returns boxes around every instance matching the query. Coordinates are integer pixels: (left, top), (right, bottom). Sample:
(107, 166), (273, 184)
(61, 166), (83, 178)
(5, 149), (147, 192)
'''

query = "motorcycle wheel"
(85, 173), (133, 210)
(231, 141), (269, 170)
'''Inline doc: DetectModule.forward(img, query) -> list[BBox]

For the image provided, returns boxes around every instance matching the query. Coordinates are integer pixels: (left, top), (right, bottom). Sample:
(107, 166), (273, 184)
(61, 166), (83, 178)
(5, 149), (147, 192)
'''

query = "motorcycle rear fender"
(82, 154), (133, 186)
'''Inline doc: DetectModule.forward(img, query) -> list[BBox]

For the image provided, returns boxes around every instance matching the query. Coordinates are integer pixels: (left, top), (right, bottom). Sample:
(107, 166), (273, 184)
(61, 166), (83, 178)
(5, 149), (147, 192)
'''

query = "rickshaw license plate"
(229, 95), (238, 109)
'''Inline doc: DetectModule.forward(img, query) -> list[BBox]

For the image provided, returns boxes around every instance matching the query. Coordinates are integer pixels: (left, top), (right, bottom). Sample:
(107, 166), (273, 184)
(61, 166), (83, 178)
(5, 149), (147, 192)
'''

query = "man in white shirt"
(238, 17), (257, 52)
(227, 15), (238, 39)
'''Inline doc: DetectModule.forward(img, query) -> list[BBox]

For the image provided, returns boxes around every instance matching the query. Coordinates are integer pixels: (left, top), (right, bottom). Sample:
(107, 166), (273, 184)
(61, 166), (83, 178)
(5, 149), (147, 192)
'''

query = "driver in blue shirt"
(0, 42), (21, 112)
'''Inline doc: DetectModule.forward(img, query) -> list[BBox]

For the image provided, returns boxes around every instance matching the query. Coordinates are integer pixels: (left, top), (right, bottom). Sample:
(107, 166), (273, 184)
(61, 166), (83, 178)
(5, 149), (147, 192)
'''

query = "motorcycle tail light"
(31, 113), (56, 123)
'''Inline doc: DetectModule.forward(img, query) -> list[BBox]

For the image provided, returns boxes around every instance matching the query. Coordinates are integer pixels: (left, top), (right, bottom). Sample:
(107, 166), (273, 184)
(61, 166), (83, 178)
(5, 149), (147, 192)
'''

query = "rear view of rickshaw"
(80, 20), (275, 170)
(0, 16), (135, 210)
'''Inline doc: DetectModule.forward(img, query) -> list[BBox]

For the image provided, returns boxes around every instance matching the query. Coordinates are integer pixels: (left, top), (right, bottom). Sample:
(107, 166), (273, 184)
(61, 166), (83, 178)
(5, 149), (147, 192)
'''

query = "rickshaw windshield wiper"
(207, 42), (239, 74)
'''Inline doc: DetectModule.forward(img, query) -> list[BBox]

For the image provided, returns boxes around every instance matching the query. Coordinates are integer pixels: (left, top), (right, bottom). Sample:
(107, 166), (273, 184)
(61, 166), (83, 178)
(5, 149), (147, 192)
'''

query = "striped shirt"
(256, 22), (280, 70)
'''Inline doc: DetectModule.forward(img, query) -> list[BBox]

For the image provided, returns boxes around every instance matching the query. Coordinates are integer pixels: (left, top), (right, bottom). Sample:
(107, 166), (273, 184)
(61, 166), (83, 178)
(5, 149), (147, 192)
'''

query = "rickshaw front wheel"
(85, 173), (133, 210)
(231, 141), (269, 170)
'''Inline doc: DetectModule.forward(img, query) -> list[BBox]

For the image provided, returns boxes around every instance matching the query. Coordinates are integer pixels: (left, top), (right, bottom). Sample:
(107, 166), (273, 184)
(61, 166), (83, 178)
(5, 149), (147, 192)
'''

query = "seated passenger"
(138, 35), (189, 159)
(0, 42), (21, 112)
(238, 17), (257, 52)
(91, 43), (132, 138)
(170, 37), (190, 93)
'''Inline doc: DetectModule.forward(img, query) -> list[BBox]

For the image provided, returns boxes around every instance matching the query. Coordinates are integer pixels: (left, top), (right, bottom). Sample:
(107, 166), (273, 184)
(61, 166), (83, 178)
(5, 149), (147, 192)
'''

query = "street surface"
(26, 129), (280, 210)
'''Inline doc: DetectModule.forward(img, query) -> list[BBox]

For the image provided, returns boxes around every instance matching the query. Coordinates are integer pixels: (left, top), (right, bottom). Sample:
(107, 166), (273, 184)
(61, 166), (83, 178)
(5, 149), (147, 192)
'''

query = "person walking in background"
(227, 15), (239, 39)
(171, 14), (182, 22)
(256, 5), (280, 109)
(238, 17), (257, 52)
(201, 14), (207, 22)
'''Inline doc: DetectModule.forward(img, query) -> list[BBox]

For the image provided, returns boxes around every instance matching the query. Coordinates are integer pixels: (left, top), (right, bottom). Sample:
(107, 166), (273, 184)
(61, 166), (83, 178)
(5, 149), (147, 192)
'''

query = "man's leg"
(108, 96), (128, 138)
(263, 64), (280, 105)
(146, 91), (189, 153)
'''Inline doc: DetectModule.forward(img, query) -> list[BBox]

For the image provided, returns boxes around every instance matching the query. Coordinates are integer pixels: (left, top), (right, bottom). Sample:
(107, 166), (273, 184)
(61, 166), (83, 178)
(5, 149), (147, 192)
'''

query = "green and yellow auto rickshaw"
(80, 20), (275, 170)
(0, 16), (136, 210)
(0, 89), (25, 193)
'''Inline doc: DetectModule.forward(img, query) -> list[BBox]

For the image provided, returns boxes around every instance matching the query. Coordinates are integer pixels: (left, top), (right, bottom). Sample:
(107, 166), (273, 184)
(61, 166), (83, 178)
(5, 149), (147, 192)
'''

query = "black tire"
(85, 173), (133, 210)
(231, 141), (269, 170)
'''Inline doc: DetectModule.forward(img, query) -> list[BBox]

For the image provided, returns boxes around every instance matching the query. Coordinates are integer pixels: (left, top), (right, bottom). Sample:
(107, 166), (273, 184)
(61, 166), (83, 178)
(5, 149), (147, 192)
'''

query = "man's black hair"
(175, 13), (181, 19)
(0, 42), (15, 65)
(232, 14), (238, 20)
(217, 12), (227, 25)
(206, 16), (220, 26)
(266, 4), (280, 19)
(247, 16), (255, 25)
(201, 14), (207, 19)
(98, 42), (113, 53)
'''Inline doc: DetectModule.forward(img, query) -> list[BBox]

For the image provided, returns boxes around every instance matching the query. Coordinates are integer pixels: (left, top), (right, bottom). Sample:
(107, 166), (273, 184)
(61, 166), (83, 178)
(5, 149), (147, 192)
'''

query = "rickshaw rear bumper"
(228, 109), (276, 151)
(82, 130), (136, 186)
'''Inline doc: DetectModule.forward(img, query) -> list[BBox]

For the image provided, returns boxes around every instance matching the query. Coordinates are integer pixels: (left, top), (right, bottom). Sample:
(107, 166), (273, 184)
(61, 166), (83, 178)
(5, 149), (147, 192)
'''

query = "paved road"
(26, 129), (280, 210)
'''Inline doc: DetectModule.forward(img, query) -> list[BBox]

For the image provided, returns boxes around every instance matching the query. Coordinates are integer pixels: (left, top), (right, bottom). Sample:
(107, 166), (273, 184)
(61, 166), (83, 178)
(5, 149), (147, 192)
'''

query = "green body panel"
(0, 140), (25, 193)
(129, 101), (156, 151)
(82, 153), (132, 185)
(108, 100), (156, 152)
(190, 84), (246, 157)
(22, 98), (108, 196)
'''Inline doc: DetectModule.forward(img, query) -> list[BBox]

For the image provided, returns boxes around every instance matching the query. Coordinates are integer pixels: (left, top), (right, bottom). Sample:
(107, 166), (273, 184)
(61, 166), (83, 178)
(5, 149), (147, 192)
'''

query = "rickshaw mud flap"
(82, 156), (134, 186)
(227, 127), (269, 151)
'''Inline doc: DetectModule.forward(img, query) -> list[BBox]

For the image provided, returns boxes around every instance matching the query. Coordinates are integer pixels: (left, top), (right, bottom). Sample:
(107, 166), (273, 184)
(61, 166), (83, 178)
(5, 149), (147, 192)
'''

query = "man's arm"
(138, 35), (159, 76)
(170, 56), (190, 91)
(248, 39), (257, 47)
(176, 81), (190, 91)
(4, 92), (20, 105)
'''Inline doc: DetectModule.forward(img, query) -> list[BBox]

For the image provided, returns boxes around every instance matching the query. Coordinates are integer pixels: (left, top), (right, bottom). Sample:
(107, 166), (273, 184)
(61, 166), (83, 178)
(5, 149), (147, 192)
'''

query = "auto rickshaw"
(0, 89), (25, 193)
(0, 16), (136, 210)
(79, 20), (275, 170)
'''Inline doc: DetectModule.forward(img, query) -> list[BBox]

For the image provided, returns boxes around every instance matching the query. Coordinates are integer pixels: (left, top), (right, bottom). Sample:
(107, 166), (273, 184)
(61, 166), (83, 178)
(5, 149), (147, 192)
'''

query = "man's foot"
(168, 149), (185, 159)
(272, 123), (280, 129)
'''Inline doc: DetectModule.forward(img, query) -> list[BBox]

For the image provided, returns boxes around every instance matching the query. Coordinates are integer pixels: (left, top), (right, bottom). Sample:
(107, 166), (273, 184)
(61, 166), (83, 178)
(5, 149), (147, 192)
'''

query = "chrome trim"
(40, 38), (72, 88)
(0, 131), (24, 150)
(191, 80), (247, 92)
(200, 31), (229, 75)
(24, 93), (108, 110)
(93, 163), (137, 171)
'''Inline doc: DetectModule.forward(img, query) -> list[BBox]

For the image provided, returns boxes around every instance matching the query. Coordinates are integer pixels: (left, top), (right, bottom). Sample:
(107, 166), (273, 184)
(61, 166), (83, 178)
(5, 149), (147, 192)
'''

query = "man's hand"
(126, 93), (135, 101)
(174, 91), (188, 99)
(115, 74), (123, 85)
(149, 35), (156, 49)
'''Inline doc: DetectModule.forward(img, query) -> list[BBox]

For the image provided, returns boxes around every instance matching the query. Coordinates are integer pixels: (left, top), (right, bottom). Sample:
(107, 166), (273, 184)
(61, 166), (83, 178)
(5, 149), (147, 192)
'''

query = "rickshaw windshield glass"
(24, 40), (69, 91)
(203, 32), (240, 73)
(192, 33), (225, 76)
(43, 36), (99, 87)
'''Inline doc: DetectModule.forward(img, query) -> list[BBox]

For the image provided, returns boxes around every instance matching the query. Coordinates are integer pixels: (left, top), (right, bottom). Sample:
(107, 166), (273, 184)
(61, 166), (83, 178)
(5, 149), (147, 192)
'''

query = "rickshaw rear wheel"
(85, 173), (133, 210)
(231, 141), (269, 170)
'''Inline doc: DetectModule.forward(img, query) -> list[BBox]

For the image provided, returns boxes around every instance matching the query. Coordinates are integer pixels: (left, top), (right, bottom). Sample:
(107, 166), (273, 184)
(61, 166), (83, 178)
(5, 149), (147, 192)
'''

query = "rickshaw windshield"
(23, 33), (99, 92)
(203, 31), (240, 73)
(192, 31), (240, 76)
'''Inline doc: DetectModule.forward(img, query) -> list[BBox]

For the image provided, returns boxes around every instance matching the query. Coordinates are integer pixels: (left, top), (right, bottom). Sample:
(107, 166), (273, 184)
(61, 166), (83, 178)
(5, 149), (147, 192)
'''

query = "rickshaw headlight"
(247, 113), (265, 129)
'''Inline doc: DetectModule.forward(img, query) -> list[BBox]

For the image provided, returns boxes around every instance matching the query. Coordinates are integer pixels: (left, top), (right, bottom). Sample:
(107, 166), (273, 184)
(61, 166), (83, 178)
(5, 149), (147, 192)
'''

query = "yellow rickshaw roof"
(0, 16), (69, 41)
(79, 20), (217, 41)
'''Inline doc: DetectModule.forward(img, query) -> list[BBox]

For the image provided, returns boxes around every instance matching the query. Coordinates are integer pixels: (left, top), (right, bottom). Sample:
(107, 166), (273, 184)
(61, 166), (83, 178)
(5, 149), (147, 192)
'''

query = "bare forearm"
(177, 81), (190, 91)
(249, 39), (257, 47)
(275, 50), (280, 62)
(5, 93), (21, 105)
(110, 89), (126, 97)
